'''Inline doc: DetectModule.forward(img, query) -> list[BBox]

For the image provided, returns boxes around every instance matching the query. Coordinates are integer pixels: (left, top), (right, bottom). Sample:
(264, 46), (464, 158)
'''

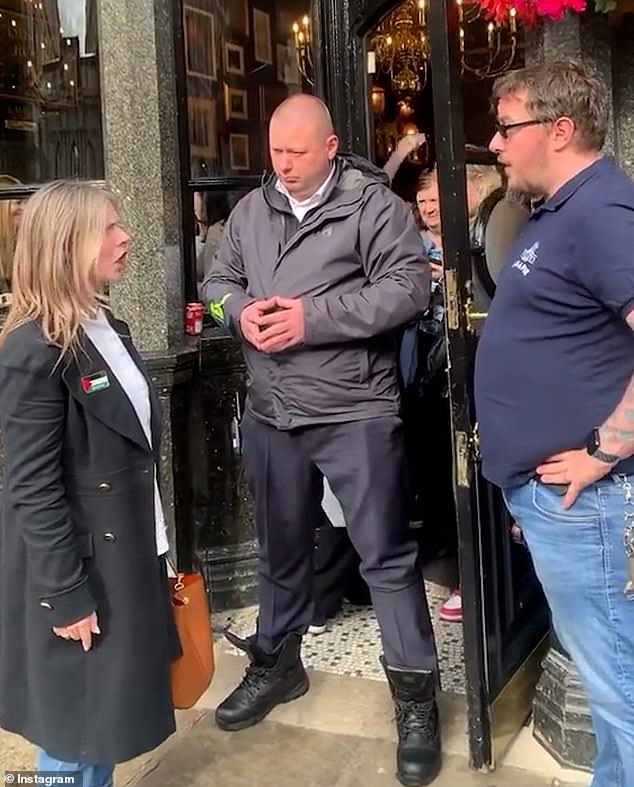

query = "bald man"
(203, 95), (440, 786)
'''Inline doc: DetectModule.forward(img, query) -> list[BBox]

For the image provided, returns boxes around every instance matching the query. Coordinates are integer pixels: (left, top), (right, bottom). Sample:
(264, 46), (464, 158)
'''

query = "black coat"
(0, 316), (178, 764)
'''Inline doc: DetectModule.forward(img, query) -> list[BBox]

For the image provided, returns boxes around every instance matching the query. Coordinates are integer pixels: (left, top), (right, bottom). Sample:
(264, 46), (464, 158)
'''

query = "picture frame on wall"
(224, 85), (248, 120)
(230, 0), (250, 35)
(253, 8), (273, 65)
(277, 41), (300, 85)
(183, 5), (216, 80)
(224, 42), (245, 76)
(229, 134), (250, 171)
(188, 97), (217, 160)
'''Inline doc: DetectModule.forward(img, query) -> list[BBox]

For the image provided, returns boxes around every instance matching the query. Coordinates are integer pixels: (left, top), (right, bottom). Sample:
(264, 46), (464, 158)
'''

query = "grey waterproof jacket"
(201, 154), (431, 429)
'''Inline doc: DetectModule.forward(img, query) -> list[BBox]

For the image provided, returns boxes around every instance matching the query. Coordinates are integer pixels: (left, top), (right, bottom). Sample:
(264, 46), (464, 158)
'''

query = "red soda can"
(185, 302), (204, 335)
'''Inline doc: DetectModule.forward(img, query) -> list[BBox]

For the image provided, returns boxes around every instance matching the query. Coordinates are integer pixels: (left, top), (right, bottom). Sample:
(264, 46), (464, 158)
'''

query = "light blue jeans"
(37, 747), (114, 787)
(503, 476), (634, 787)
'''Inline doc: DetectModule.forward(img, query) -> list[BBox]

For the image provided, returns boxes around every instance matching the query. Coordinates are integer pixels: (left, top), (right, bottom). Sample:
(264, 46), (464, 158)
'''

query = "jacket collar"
(274, 162), (336, 213)
(261, 155), (385, 218)
(61, 311), (161, 456)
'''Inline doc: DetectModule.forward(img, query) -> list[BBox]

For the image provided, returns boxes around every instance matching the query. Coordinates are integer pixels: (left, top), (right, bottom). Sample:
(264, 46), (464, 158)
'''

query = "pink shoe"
(439, 589), (462, 622)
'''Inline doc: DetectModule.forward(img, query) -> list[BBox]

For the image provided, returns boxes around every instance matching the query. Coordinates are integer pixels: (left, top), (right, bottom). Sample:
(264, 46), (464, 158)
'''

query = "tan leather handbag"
(169, 568), (215, 709)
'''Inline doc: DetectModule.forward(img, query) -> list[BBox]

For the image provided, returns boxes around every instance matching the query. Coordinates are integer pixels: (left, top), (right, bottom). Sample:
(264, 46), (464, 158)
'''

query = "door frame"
(424, 0), (492, 767)
(311, 0), (550, 770)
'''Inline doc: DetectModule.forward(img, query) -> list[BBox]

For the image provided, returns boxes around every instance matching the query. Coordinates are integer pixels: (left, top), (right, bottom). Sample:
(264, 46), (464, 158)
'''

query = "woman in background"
(0, 181), (178, 787)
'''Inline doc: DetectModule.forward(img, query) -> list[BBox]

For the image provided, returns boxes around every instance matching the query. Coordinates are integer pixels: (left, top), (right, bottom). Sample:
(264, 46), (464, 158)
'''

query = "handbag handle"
(165, 555), (185, 592)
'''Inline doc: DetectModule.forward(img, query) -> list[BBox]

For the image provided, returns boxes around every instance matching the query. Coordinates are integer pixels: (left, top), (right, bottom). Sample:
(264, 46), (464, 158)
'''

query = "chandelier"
(292, 0), (520, 91)
(370, 0), (429, 92)
(292, 16), (314, 87)
(456, 0), (519, 80)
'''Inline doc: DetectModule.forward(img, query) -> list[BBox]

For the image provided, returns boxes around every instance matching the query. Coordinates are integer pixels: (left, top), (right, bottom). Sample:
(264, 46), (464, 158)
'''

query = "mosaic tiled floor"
(214, 578), (466, 695)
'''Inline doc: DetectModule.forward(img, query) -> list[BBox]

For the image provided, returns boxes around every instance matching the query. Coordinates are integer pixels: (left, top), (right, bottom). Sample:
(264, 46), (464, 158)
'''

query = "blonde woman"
(0, 174), (25, 309)
(0, 181), (178, 787)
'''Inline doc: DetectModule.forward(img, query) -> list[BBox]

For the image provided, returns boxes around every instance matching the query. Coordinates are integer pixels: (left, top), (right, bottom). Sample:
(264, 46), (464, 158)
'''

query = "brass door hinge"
(455, 423), (480, 488)
(455, 430), (470, 487)
(444, 268), (460, 330)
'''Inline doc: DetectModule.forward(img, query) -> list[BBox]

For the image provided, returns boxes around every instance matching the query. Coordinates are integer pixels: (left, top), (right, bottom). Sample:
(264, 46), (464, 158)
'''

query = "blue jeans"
(37, 748), (114, 787)
(503, 476), (634, 787)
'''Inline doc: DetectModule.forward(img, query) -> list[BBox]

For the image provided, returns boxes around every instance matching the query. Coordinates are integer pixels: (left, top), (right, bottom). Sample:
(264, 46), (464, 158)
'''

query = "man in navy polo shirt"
(476, 61), (634, 786)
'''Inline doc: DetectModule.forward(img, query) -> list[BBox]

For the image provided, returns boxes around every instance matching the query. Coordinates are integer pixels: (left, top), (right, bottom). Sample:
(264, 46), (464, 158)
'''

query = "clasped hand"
(239, 296), (305, 353)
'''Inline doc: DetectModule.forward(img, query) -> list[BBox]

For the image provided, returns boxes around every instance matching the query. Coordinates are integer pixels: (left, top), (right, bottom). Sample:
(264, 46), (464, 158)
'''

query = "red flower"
(475, 0), (586, 27)
(535, 0), (587, 17)
(478, 0), (514, 23)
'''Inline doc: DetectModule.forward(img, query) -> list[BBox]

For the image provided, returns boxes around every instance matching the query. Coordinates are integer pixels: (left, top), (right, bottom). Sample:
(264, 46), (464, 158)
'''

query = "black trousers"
(241, 412), (437, 671)
(402, 381), (458, 564)
(313, 522), (371, 622)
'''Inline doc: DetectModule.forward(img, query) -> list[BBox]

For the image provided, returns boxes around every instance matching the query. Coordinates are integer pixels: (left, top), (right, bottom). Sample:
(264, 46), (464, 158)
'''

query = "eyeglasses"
(494, 119), (549, 139)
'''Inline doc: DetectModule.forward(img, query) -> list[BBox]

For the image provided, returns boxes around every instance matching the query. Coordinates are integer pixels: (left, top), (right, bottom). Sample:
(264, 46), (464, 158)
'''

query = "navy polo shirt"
(475, 157), (634, 489)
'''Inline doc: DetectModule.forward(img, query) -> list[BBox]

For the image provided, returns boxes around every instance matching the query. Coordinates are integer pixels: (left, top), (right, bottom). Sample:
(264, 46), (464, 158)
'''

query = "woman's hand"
(396, 132), (426, 159)
(53, 612), (100, 652)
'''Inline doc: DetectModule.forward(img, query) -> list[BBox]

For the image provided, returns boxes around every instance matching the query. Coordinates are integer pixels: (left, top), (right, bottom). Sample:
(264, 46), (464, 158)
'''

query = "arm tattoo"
(599, 310), (634, 458)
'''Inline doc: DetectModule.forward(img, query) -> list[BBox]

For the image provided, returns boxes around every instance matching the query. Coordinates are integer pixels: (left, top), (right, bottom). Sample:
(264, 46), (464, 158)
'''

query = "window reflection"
(0, 0), (103, 183)
(184, 1), (312, 179)
(0, 174), (23, 309)
(192, 188), (250, 297)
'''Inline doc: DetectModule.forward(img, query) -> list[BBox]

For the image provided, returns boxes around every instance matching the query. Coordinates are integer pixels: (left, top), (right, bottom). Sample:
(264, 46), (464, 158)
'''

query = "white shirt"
(275, 164), (336, 222)
(81, 310), (169, 556)
(322, 477), (346, 528)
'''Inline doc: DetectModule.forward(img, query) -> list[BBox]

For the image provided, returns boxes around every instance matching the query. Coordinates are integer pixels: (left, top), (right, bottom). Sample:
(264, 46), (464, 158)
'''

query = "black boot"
(381, 656), (442, 786)
(215, 631), (309, 731)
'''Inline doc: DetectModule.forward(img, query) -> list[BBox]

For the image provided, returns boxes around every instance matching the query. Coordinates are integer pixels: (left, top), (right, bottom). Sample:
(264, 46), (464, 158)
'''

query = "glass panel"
(189, 187), (253, 299)
(366, 1), (525, 202)
(0, 1), (104, 184)
(183, 0), (312, 180)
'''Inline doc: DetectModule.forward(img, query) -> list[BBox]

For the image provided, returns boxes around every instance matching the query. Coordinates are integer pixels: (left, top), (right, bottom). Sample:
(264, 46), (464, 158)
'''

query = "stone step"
(195, 648), (589, 786)
(199, 648), (468, 754)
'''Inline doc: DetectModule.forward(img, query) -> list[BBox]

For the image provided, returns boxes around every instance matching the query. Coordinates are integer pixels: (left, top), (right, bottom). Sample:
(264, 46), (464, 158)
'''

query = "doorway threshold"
(214, 578), (466, 694)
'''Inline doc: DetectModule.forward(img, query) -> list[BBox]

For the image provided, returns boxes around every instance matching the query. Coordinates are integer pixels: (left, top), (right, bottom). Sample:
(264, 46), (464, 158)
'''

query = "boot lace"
(394, 697), (438, 740)
(238, 663), (270, 699)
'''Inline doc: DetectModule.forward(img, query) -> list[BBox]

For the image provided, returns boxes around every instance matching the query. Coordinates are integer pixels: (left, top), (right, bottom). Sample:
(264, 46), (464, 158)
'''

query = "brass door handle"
(465, 307), (488, 332)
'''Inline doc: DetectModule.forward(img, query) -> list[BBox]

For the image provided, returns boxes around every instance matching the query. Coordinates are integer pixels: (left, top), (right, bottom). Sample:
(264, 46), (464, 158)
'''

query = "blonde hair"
(0, 180), (118, 355)
(465, 164), (503, 214)
(0, 174), (22, 285)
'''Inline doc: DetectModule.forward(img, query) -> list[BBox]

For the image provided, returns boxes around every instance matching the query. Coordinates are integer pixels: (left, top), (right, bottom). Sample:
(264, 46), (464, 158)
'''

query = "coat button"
(103, 532), (117, 543)
(97, 482), (112, 493)
(40, 601), (53, 610)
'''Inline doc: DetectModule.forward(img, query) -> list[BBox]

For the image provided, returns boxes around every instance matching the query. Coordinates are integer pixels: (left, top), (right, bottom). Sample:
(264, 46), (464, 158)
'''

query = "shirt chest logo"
(512, 241), (540, 277)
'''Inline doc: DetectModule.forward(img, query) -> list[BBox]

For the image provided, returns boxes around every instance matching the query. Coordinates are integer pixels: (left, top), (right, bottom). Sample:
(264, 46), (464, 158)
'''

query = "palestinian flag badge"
(81, 370), (111, 395)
